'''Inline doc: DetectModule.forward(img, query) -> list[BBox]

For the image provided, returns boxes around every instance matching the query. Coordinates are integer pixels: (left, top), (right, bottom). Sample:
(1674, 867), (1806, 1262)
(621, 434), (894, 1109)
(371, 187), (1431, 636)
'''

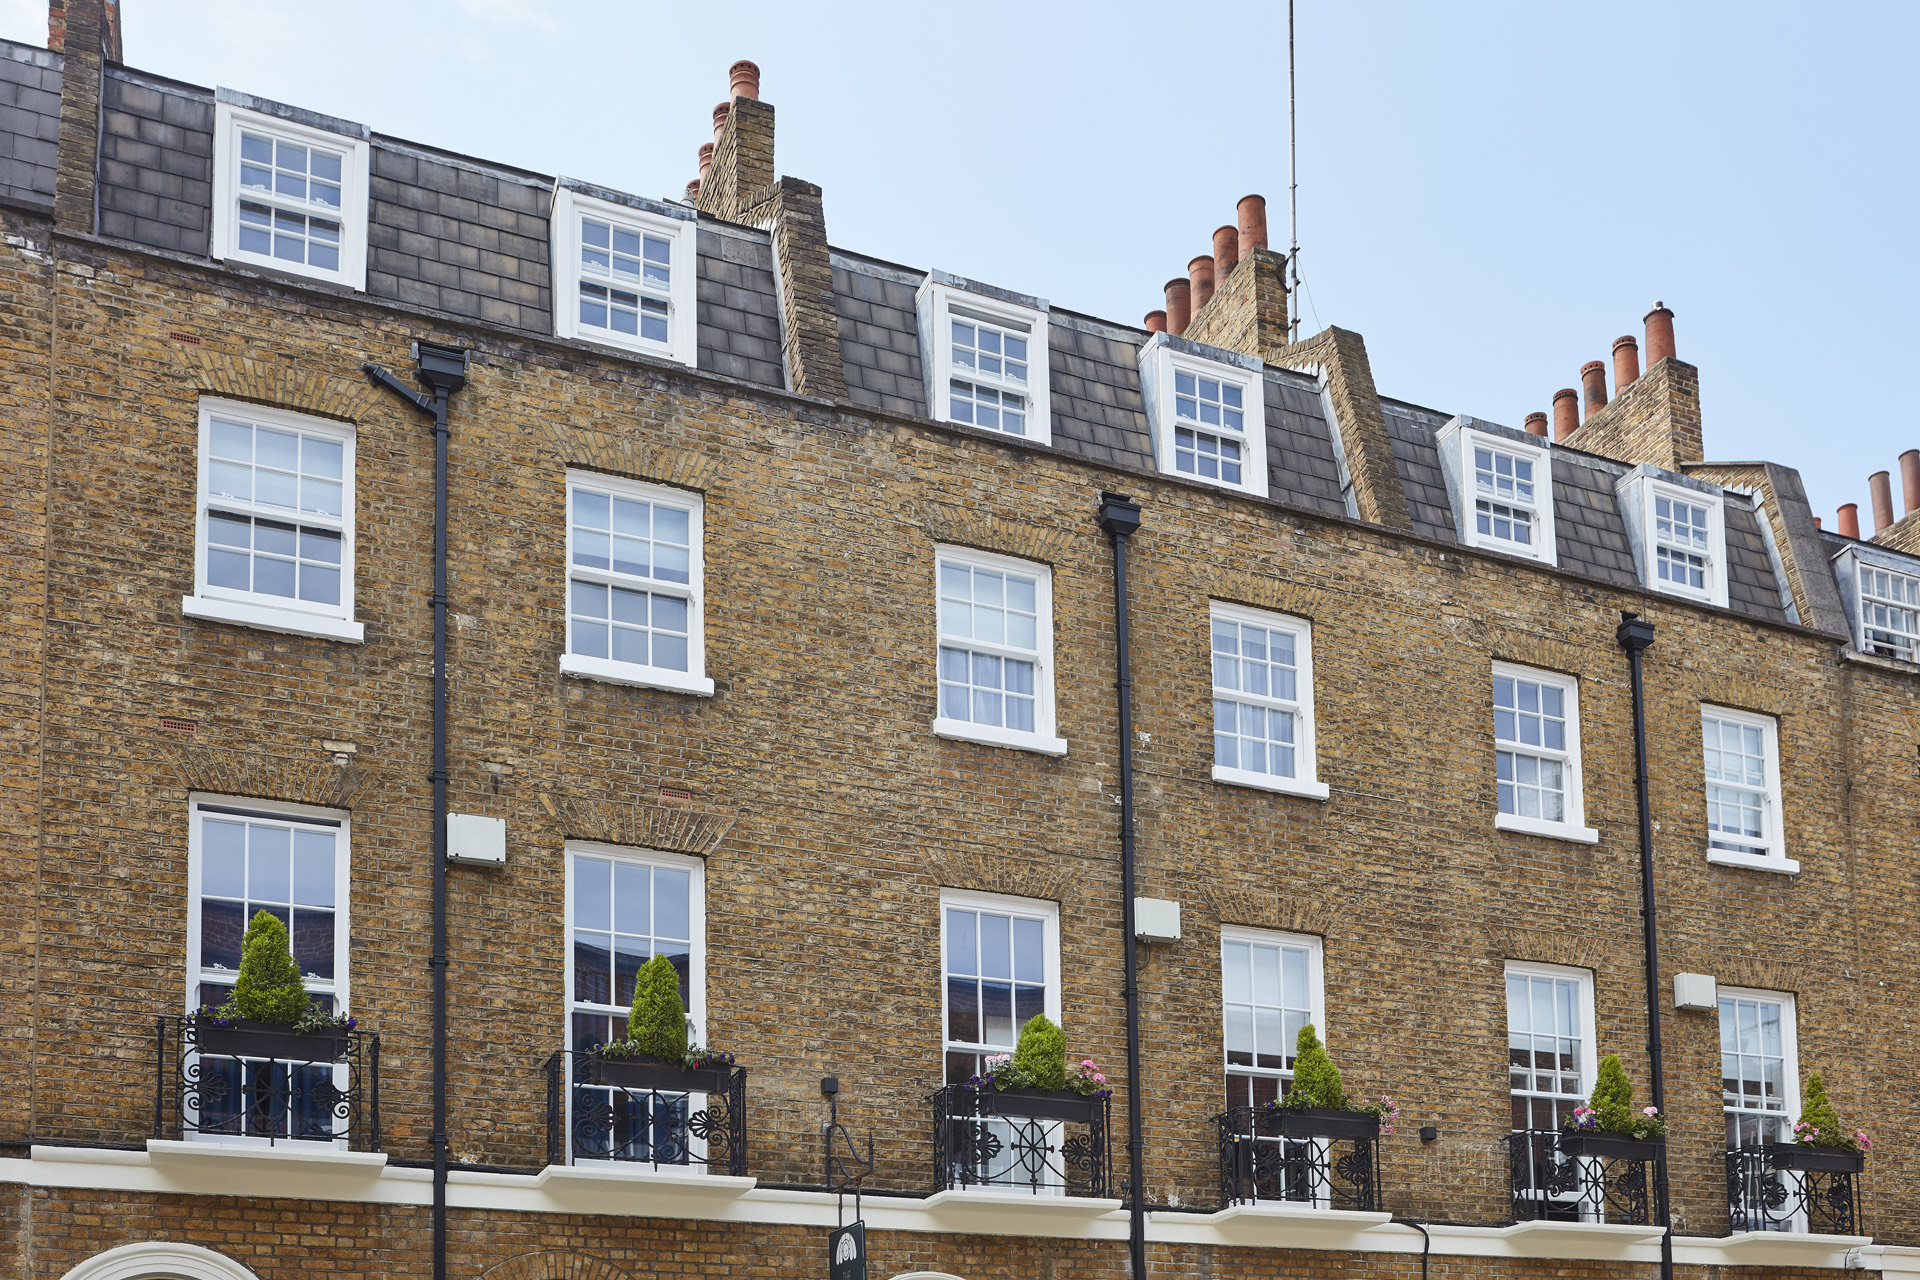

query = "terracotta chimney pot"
(712, 103), (731, 142)
(684, 179), (701, 202)
(697, 142), (714, 181)
(1188, 255), (1216, 313)
(1144, 310), (1167, 334)
(1838, 504), (1861, 539)
(1551, 388), (1579, 440)
(1612, 335), (1639, 392)
(1523, 412), (1549, 438)
(1580, 360), (1608, 420)
(1644, 301), (1676, 364)
(729, 60), (761, 101)
(1870, 470), (1895, 534)
(1164, 278), (1192, 336)
(1212, 225), (1239, 279)
(1236, 194), (1268, 257)
(1901, 449), (1920, 516)
(1814, 516), (1823, 531)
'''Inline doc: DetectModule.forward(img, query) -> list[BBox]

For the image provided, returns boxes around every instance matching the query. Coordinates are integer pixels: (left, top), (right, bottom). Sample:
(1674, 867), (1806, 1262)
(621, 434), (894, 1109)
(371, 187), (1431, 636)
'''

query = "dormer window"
(916, 272), (1052, 446)
(212, 98), (370, 290)
(1138, 334), (1270, 498)
(1615, 468), (1728, 607)
(1859, 564), (1920, 661)
(1435, 418), (1556, 565)
(550, 184), (698, 367)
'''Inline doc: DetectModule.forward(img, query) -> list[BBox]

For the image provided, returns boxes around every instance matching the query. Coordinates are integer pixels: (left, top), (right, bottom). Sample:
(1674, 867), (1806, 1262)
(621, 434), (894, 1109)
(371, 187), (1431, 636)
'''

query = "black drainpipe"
(366, 343), (470, 1280)
(1616, 612), (1672, 1280)
(1096, 491), (1147, 1280)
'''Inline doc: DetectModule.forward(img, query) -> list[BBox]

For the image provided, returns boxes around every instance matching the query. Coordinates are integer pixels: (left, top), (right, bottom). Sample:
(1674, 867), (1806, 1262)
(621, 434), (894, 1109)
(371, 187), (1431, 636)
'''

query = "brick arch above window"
(1686, 673), (1799, 722)
(919, 502), (1078, 568)
(542, 423), (722, 494)
(481, 1253), (634, 1280)
(1203, 569), (1329, 622)
(160, 742), (381, 810)
(1197, 886), (1336, 940)
(924, 850), (1078, 908)
(536, 791), (738, 858)
(173, 346), (383, 425)
(1493, 926), (1608, 973)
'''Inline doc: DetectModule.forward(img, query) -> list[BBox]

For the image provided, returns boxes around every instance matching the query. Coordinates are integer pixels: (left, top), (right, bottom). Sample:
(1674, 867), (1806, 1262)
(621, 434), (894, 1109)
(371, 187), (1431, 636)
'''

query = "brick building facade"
(4, 3), (1920, 1277)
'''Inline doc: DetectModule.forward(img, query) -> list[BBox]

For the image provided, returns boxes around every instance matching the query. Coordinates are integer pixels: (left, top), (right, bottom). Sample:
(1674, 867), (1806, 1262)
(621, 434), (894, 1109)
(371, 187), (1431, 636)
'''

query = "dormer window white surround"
(1137, 333), (1270, 498)
(211, 93), (371, 290)
(550, 181), (699, 367)
(914, 271), (1051, 446)
(1615, 466), (1729, 609)
(1832, 543), (1920, 664)
(1434, 417), (1556, 566)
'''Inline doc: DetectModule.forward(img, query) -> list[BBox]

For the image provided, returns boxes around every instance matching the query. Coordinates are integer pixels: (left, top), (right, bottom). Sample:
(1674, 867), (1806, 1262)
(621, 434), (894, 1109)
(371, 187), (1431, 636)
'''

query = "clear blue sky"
(7, 0), (1914, 527)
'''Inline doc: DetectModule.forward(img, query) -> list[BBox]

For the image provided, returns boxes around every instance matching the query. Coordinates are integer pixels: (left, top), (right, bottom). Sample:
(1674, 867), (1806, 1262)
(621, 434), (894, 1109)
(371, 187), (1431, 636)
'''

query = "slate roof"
(1552, 456), (1639, 587)
(98, 67), (212, 253)
(695, 226), (783, 388)
(832, 256), (926, 417)
(1725, 499), (1790, 624)
(1379, 399), (1457, 544)
(0, 41), (60, 211)
(1265, 370), (1347, 519)
(1048, 318), (1154, 470)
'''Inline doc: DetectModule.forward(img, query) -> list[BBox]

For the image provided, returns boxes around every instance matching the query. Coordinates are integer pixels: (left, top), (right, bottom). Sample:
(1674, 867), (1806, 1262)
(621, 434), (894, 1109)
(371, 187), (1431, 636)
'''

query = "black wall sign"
(827, 1220), (866, 1280)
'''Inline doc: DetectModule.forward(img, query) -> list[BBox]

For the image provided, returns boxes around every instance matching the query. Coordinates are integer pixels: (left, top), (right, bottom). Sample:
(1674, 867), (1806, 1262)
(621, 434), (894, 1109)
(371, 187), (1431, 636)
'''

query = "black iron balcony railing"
(931, 1084), (1112, 1197)
(543, 1050), (747, 1175)
(1506, 1129), (1662, 1225)
(1727, 1145), (1863, 1236)
(154, 1015), (381, 1149)
(1217, 1105), (1383, 1212)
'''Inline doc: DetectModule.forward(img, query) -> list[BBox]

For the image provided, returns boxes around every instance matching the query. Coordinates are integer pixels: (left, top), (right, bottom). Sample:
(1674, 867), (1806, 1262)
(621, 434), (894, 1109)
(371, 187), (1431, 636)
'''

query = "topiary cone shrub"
(229, 910), (310, 1025)
(1590, 1054), (1636, 1132)
(1290, 1024), (1348, 1110)
(626, 953), (689, 1062)
(1793, 1074), (1869, 1153)
(1011, 1014), (1068, 1090)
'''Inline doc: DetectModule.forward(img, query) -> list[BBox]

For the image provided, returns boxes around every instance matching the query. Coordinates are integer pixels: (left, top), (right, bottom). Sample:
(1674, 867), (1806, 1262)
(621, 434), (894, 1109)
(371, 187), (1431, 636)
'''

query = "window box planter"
(191, 1014), (349, 1063)
(979, 1086), (1105, 1125)
(1558, 1132), (1665, 1160)
(1268, 1107), (1383, 1141)
(586, 1051), (729, 1095)
(1763, 1142), (1866, 1174)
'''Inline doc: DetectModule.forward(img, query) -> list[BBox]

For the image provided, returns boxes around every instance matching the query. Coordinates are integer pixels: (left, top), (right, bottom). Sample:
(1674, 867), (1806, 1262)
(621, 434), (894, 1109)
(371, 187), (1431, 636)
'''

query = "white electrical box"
(1673, 972), (1717, 1012)
(447, 813), (507, 866)
(1135, 897), (1181, 943)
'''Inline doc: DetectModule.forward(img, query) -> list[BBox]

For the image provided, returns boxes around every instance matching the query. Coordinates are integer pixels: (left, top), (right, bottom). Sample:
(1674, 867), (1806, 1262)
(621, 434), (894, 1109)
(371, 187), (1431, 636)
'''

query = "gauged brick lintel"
(1272, 327), (1413, 534)
(177, 347), (385, 424)
(1667, 952), (1799, 998)
(1199, 886), (1336, 940)
(1205, 567), (1328, 621)
(1495, 926), (1610, 973)
(482, 1253), (633, 1280)
(161, 744), (380, 811)
(1685, 671), (1798, 721)
(925, 850), (1080, 907)
(1485, 628), (1590, 681)
(543, 422), (722, 494)
(921, 501), (1078, 566)
(537, 792), (736, 858)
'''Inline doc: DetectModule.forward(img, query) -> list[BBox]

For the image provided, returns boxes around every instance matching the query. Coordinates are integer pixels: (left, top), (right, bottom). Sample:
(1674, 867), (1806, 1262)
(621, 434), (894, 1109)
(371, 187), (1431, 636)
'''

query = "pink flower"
(1093, 1073), (1106, 1083)
(1856, 1132), (1874, 1150)
(1643, 1106), (1660, 1117)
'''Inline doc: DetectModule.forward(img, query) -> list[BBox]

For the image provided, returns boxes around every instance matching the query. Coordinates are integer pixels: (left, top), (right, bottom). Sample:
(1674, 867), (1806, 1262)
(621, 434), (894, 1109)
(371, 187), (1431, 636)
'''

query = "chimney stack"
(1551, 388), (1579, 440)
(1523, 412), (1549, 438)
(1901, 449), (1920, 516)
(1838, 504), (1861, 539)
(1612, 335), (1639, 393)
(1644, 302), (1676, 364)
(712, 102), (730, 142)
(729, 60), (761, 101)
(1212, 225), (1239, 279)
(1870, 470), (1895, 534)
(1188, 255), (1216, 313)
(1144, 310), (1167, 334)
(1237, 194), (1268, 256)
(1580, 360), (1608, 420)
(1164, 278), (1192, 336)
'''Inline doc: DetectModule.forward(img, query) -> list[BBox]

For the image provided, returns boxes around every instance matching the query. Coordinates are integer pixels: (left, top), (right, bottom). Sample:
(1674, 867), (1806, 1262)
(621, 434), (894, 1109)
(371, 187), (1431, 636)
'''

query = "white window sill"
(1649, 581), (1716, 606)
(932, 717), (1067, 758)
(1495, 812), (1599, 845)
(1211, 765), (1330, 800)
(1707, 848), (1800, 875)
(561, 652), (714, 696)
(1465, 534), (1555, 566)
(181, 594), (364, 643)
(217, 248), (358, 291)
(567, 328), (691, 367)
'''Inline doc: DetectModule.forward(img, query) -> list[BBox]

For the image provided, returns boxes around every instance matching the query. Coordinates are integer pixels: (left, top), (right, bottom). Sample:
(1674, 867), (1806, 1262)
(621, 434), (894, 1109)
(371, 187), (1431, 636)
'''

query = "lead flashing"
(926, 267), (1047, 314)
(216, 86), (368, 140)
(553, 176), (692, 221)
(1138, 329), (1264, 374)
